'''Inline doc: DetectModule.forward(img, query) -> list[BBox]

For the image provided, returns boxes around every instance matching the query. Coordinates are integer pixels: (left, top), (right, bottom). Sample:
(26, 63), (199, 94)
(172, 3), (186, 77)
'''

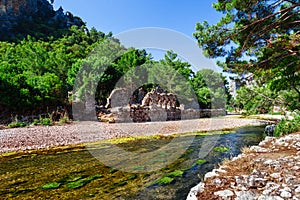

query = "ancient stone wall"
(104, 88), (226, 123)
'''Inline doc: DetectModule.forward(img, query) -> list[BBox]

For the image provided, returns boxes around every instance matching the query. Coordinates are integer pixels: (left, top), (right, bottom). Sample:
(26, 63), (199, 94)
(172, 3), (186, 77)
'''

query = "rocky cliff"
(0, 0), (85, 41)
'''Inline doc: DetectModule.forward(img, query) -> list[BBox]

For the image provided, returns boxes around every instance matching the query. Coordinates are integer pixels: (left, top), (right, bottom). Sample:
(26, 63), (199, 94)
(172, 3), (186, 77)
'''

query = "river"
(0, 125), (264, 199)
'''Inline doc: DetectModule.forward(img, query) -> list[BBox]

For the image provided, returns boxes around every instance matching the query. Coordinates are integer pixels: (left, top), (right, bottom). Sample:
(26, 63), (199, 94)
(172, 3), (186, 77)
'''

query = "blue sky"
(52, 0), (226, 72)
(53, 0), (222, 38)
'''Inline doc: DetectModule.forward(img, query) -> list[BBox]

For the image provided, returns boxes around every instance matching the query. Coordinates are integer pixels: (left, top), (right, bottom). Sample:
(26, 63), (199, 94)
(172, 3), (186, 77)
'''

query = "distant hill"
(0, 0), (85, 41)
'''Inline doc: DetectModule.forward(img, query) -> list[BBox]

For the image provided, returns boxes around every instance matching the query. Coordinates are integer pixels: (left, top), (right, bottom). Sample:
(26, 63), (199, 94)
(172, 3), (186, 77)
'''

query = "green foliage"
(160, 50), (194, 80)
(32, 119), (40, 126)
(235, 86), (277, 115)
(191, 69), (229, 109)
(194, 1), (300, 111)
(0, 26), (109, 116)
(58, 116), (71, 125)
(7, 121), (27, 128)
(40, 118), (53, 126)
(274, 112), (300, 137)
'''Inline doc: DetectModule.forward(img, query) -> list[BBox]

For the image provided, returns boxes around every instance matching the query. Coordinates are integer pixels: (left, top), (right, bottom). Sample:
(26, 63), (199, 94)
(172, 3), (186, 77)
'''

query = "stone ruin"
(130, 88), (181, 122)
(97, 87), (226, 123)
(97, 87), (181, 123)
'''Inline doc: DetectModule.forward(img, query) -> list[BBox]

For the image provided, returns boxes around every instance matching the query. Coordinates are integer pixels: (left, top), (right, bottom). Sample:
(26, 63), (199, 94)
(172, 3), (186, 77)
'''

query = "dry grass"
(241, 146), (254, 154)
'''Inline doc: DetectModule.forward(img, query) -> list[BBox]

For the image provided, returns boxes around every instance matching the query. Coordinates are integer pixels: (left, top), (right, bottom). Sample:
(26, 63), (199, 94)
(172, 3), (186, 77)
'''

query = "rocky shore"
(187, 132), (300, 200)
(0, 117), (266, 153)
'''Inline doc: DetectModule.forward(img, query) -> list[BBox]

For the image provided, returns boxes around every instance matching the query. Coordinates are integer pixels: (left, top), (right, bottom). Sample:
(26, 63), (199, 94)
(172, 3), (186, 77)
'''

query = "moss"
(195, 159), (207, 165)
(165, 170), (184, 178)
(213, 146), (230, 152)
(66, 180), (85, 189)
(66, 174), (103, 189)
(128, 175), (137, 180)
(42, 182), (61, 189)
(133, 166), (145, 170)
(66, 176), (83, 182)
(114, 181), (127, 187)
(153, 177), (175, 185)
(109, 169), (118, 174)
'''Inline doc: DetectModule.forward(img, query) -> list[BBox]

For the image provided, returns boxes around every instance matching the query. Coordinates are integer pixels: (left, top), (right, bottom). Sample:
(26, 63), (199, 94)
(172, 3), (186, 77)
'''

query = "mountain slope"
(0, 0), (85, 41)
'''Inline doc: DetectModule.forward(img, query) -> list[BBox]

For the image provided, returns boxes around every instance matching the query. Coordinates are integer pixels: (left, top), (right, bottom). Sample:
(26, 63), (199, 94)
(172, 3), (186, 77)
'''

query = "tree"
(191, 69), (229, 109)
(0, 26), (111, 115)
(160, 50), (194, 80)
(235, 86), (278, 114)
(194, 0), (300, 110)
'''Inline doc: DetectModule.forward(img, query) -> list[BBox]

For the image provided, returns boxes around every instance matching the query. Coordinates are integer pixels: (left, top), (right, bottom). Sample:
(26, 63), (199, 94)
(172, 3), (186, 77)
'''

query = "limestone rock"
(235, 191), (257, 200)
(204, 170), (219, 181)
(186, 182), (205, 200)
(213, 189), (234, 199)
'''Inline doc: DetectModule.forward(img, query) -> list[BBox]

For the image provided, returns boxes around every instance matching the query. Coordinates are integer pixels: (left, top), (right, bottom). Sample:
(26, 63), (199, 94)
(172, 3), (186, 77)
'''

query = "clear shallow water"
(0, 126), (264, 199)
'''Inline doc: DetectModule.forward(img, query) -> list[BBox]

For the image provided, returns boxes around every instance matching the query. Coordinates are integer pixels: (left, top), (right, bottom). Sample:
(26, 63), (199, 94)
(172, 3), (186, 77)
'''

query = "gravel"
(0, 117), (266, 153)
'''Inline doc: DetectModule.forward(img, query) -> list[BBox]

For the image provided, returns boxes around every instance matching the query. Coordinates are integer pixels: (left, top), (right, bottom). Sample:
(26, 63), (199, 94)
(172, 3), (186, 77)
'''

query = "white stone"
(259, 137), (275, 146)
(235, 191), (257, 200)
(204, 171), (219, 181)
(295, 186), (300, 193)
(285, 176), (296, 183)
(186, 182), (205, 200)
(250, 146), (268, 153)
(293, 166), (300, 171)
(270, 173), (281, 179)
(214, 189), (234, 198)
(215, 168), (227, 174)
(262, 189), (272, 195)
(280, 190), (292, 198)
(213, 178), (222, 185)
(258, 195), (284, 200)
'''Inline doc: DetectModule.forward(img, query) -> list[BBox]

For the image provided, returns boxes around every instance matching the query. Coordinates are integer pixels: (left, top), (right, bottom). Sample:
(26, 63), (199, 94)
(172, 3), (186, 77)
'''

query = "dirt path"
(0, 117), (267, 153)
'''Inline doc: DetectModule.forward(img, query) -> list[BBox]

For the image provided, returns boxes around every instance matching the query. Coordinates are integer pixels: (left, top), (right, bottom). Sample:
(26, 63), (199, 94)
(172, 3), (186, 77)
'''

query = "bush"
(40, 118), (53, 126)
(7, 121), (27, 128)
(274, 112), (300, 137)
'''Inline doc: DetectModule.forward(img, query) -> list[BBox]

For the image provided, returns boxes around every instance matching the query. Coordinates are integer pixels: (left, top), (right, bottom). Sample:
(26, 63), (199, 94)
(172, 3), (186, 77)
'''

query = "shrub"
(40, 118), (53, 126)
(274, 112), (300, 137)
(7, 121), (27, 128)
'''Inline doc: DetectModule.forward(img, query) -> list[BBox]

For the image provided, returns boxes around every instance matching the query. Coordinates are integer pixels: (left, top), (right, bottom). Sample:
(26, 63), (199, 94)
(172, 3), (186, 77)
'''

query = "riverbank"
(188, 132), (300, 200)
(0, 117), (267, 154)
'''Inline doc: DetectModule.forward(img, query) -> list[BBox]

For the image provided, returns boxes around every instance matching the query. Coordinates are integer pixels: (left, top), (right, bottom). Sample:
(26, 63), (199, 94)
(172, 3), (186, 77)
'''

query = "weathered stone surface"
(280, 187), (292, 198)
(191, 132), (300, 200)
(258, 195), (284, 200)
(213, 189), (234, 199)
(235, 191), (257, 200)
(105, 88), (226, 123)
(107, 88), (131, 108)
(204, 170), (219, 181)
(186, 182), (205, 200)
